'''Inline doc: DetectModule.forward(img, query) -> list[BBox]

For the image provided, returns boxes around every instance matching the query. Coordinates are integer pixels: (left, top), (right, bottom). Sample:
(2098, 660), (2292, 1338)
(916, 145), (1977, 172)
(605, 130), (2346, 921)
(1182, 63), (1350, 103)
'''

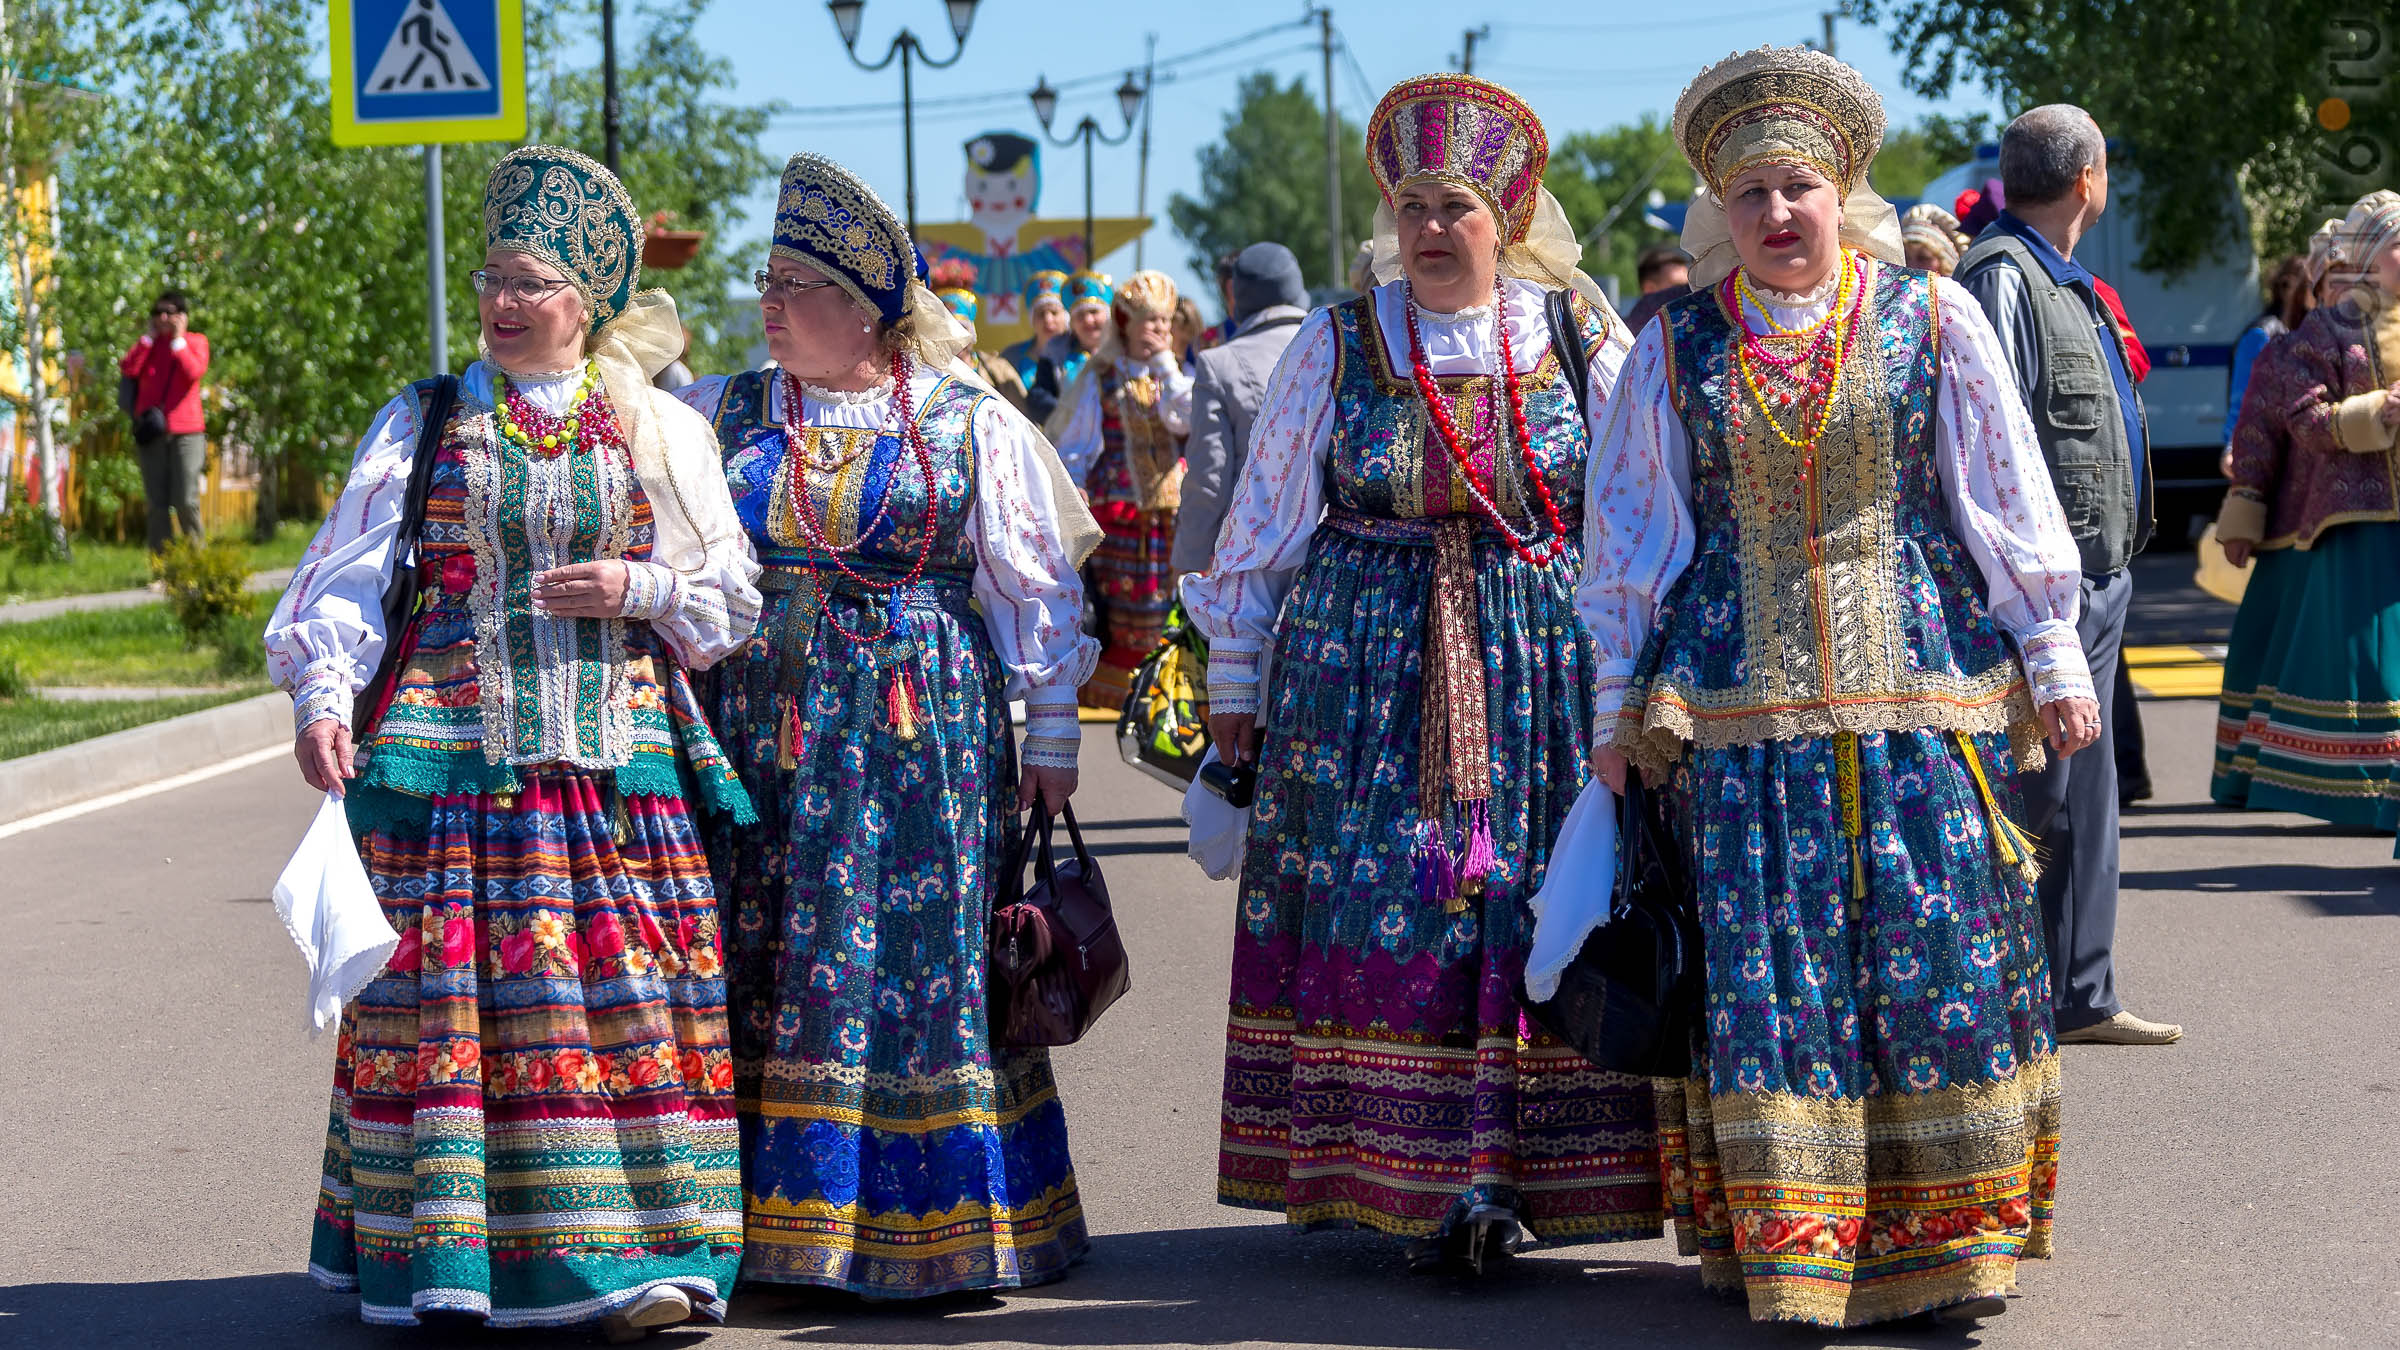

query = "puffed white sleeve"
(1151, 352), (1195, 438)
(1046, 367), (1105, 486)
(265, 392), (419, 735)
(966, 395), (1104, 769)
(618, 393), (762, 671)
(1575, 319), (1696, 739)
(1177, 309), (1338, 717)
(1929, 274), (2093, 708)
(672, 372), (731, 424)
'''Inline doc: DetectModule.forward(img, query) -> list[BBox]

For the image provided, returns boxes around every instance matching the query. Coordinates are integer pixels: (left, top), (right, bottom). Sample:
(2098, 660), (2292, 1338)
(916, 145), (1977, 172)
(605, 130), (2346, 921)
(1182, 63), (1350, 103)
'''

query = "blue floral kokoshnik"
(481, 144), (642, 337)
(771, 152), (926, 324)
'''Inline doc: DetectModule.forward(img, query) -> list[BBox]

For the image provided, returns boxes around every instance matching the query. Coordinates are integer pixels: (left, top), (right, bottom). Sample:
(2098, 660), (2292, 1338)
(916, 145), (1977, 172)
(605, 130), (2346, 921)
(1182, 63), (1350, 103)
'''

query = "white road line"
(0, 743), (288, 840)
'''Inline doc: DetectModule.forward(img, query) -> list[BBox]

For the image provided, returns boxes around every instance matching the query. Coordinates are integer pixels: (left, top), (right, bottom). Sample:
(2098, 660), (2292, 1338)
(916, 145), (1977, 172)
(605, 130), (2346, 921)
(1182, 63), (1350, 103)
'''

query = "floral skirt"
(1218, 526), (1663, 1244)
(1081, 446), (1177, 711)
(2211, 523), (2400, 836)
(309, 771), (742, 1328)
(1658, 728), (2060, 1328)
(701, 571), (1086, 1298)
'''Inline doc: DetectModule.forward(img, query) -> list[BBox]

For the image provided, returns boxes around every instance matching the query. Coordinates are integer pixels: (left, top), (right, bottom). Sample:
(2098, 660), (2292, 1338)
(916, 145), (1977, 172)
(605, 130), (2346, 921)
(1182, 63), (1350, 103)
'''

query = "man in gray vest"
(1172, 242), (1310, 573)
(1958, 105), (2180, 1046)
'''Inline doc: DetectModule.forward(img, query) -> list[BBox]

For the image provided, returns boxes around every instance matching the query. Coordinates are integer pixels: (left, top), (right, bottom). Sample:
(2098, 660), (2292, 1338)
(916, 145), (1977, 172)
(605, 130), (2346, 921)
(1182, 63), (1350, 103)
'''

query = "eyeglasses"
(469, 270), (575, 303)
(150, 307), (183, 317)
(755, 271), (840, 301)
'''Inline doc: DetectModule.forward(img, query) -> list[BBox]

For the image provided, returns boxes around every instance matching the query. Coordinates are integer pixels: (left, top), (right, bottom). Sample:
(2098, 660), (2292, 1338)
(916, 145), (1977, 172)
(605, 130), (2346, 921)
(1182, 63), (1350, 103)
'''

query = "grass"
(0, 592), (278, 687)
(0, 688), (264, 761)
(0, 519), (314, 605)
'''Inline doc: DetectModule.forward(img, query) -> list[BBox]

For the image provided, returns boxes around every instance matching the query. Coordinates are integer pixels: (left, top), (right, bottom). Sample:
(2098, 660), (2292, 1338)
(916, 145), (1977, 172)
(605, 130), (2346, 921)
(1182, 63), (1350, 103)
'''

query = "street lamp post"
(827, 0), (981, 244)
(1028, 71), (1144, 267)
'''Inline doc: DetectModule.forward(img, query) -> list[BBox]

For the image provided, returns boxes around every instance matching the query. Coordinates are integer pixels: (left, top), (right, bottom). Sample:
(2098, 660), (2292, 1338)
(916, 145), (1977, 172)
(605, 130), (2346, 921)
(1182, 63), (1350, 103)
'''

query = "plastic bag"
(1522, 778), (1621, 1003)
(271, 791), (401, 1037)
(1182, 744), (1251, 881)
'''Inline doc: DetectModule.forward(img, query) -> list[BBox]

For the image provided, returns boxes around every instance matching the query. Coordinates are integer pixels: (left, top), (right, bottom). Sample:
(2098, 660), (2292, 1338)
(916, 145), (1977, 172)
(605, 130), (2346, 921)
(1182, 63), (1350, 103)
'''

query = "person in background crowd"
(267, 145), (760, 1338)
(119, 288), (210, 552)
(653, 325), (697, 393)
(1031, 270), (1113, 418)
(1048, 269), (1192, 710)
(1618, 244), (1691, 336)
(1189, 72), (1662, 1280)
(1901, 202), (1968, 275)
(1170, 241), (1309, 575)
(1204, 251), (1243, 346)
(1595, 46), (2083, 1327)
(2078, 266), (2156, 805)
(1004, 268), (1070, 420)
(1955, 177), (2005, 236)
(1172, 294), (1211, 375)
(2225, 254), (2318, 453)
(2211, 190), (2400, 849)
(936, 282), (1034, 415)
(1959, 103), (2180, 1047)
(675, 152), (1101, 1298)
(1346, 237), (1376, 294)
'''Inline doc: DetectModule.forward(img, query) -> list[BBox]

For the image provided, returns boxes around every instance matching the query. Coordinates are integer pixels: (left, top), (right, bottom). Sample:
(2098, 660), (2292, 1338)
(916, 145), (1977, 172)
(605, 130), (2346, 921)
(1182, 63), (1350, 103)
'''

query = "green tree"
(1872, 112), (1995, 200)
(1168, 72), (1377, 291)
(1854, 1), (2397, 271)
(1543, 115), (1695, 299)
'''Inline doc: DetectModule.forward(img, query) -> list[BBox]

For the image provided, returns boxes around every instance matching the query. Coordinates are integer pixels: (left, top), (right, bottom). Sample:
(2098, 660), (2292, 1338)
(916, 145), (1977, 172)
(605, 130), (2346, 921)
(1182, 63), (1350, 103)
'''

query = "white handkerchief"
(1182, 745), (1251, 882)
(271, 791), (401, 1037)
(1522, 779), (1621, 1003)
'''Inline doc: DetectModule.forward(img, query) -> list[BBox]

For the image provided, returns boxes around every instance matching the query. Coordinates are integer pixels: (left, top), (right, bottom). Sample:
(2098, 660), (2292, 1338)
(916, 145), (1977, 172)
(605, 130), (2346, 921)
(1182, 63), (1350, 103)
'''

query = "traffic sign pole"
(425, 145), (447, 376)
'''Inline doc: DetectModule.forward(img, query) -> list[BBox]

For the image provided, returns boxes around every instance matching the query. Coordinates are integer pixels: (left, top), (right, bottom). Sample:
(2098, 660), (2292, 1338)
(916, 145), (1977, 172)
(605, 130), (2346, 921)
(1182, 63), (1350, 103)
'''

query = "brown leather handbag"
(989, 802), (1131, 1047)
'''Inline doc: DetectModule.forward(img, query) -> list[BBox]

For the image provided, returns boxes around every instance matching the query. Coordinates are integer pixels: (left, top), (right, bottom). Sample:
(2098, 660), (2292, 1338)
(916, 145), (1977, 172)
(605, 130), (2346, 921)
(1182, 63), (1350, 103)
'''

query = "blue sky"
(682, 0), (2005, 310)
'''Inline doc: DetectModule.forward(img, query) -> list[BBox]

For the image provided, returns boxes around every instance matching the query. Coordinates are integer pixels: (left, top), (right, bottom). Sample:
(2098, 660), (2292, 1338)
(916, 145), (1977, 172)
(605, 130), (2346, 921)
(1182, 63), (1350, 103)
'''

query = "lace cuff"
(1020, 695), (1082, 769)
(2018, 620), (2094, 708)
(619, 560), (683, 622)
(292, 656), (359, 734)
(1206, 644), (1263, 716)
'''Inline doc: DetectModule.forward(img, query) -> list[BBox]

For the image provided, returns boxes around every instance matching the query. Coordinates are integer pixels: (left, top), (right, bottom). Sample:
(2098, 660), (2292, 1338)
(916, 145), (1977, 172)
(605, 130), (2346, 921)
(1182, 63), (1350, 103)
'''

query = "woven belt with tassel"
(755, 561), (973, 770)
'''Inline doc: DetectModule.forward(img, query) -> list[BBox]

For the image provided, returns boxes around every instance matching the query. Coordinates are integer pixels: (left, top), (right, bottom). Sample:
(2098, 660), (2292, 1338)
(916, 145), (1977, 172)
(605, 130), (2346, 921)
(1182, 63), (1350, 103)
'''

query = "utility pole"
(1820, 10), (1838, 58)
(600, 0), (621, 172)
(1462, 25), (1488, 75)
(1319, 7), (1342, 289)
(1133, 32), (1156, 269)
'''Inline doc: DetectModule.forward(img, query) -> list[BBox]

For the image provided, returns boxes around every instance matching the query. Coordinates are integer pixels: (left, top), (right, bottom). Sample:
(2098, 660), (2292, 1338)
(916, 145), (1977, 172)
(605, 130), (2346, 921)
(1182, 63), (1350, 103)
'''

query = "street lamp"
(1029, 71), (1145, 267)
(827, 0), (981, 243)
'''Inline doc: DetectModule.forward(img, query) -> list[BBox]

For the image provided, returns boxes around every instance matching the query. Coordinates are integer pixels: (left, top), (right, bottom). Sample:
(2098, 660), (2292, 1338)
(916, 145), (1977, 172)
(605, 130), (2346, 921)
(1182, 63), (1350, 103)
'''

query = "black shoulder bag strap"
(350, 374), (459, 734)
(1545, 287), (1590, 419)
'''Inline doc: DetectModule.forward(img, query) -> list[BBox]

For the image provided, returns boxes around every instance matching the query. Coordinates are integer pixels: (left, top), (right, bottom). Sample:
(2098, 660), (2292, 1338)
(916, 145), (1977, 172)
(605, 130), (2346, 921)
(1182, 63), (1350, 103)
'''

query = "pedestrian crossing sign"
(330, 0), (525, 147)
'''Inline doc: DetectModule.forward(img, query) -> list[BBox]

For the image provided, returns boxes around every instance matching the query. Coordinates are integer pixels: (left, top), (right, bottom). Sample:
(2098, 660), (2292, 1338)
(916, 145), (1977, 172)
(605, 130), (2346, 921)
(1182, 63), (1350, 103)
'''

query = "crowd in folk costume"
(268, 33), (2258, 1339)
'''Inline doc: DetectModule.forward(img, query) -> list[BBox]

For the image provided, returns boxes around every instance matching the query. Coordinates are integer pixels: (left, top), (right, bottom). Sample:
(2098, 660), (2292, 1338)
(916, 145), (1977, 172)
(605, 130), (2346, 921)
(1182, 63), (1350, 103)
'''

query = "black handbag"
(1114, 607), (1209, 789)
(350, 374), (459, 735)
(1524, 776), (1706, 1078)
(989, 802), (1132, 1048)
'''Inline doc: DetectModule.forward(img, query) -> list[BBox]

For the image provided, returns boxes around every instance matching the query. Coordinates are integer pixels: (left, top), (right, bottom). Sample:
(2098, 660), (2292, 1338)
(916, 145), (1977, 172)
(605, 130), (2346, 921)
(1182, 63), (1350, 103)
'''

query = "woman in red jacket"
(118, 288), (210, 551)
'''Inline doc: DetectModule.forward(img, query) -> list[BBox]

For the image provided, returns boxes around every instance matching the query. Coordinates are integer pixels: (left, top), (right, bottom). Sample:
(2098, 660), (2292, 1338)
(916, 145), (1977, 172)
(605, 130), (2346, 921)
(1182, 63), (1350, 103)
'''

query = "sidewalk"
(0, 566), (293, 626)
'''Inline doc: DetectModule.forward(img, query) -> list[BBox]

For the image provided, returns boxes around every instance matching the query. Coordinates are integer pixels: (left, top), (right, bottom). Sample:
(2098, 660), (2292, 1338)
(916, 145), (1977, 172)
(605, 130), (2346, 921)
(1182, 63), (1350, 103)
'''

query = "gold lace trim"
(1615, 684), (2045, 780)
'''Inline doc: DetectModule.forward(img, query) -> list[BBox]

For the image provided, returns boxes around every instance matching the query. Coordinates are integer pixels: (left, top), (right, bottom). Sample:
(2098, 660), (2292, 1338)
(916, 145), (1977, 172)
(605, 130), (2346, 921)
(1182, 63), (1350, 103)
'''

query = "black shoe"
(2120, 778), (2154, 806)
(1402, 1208), (1521, 1277)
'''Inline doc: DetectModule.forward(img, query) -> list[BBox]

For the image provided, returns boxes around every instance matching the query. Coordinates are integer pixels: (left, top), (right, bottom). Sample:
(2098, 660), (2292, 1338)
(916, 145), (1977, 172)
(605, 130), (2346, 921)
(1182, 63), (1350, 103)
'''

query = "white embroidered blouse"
(1181, 277), (1631, 704)
(1575, 267), (2094, 731)
(266, 363), (763, 738)
(1048, 350), (1194, 485)
(675, 368), (1100, 766)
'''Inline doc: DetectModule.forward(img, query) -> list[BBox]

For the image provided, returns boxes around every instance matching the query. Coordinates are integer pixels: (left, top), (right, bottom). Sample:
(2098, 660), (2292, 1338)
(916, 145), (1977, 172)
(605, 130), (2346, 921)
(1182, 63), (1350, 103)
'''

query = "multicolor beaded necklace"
(1402, 276), (1573, 568)
(492, 362), (604, 455)
(775, 351), (942, 753)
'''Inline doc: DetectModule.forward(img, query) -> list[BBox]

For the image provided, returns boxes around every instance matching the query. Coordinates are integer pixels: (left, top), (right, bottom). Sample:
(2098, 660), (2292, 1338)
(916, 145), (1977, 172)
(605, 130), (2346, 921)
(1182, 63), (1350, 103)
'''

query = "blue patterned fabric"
(771, 154), (924, 323)
(696, 369), (1087, 1297)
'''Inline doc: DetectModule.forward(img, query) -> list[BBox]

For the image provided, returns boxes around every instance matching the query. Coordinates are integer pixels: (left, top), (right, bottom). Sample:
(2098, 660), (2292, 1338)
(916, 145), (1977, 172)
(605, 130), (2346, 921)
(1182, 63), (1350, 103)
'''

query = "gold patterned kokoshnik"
(771, 152), (916, 323)
(1673, 46), (1886, 195)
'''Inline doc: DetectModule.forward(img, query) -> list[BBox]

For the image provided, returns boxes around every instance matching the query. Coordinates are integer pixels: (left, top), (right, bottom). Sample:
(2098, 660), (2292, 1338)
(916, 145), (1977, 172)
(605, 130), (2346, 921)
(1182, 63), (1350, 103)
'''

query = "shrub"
(156, 535), (251, 650)
(0, 502), (66, 566)
(0, 653), (26, 700)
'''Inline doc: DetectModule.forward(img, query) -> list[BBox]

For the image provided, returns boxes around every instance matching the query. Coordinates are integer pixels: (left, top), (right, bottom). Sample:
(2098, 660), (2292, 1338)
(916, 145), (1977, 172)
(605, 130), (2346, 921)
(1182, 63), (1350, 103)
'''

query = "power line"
(1492, 4), (1809, 33)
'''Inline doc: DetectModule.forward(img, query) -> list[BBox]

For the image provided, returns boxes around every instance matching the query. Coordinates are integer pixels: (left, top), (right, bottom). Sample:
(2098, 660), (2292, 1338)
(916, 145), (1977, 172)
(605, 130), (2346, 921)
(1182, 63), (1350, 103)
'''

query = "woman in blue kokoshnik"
(675, 152), (1104, 1298)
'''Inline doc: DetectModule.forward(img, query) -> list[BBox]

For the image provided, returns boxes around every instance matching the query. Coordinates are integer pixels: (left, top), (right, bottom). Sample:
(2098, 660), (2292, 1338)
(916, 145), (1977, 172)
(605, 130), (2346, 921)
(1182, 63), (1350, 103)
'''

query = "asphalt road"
(5, 699), (2397, 1350)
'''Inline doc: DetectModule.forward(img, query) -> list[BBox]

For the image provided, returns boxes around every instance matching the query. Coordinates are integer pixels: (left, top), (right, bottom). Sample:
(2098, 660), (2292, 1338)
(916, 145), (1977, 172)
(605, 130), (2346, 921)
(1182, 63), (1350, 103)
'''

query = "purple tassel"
(1413, 818), (1453, 902)
(1459, 799), (1496, 883)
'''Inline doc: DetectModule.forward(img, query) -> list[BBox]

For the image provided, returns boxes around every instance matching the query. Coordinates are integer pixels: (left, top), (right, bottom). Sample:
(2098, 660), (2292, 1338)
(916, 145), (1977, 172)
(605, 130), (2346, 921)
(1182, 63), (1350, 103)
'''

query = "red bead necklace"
(1403, 276), (1573, 568)
(778, 351), (941, 645)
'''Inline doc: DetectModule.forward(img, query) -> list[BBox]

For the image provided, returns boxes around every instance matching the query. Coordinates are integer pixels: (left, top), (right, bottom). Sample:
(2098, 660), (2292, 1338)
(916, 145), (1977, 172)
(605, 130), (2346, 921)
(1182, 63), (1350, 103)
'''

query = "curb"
(0, 690), (288, 826)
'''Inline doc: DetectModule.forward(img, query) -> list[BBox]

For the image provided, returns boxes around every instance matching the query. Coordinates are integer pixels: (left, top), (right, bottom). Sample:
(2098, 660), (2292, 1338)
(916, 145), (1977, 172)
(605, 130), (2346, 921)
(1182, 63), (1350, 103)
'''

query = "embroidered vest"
(355, 383), (746, 818)
(1324, 291), (1596, 527)
(1618, 262), (2034, 774)
(1082, 361), (1183, 518)
(708, 368), (985, 581)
